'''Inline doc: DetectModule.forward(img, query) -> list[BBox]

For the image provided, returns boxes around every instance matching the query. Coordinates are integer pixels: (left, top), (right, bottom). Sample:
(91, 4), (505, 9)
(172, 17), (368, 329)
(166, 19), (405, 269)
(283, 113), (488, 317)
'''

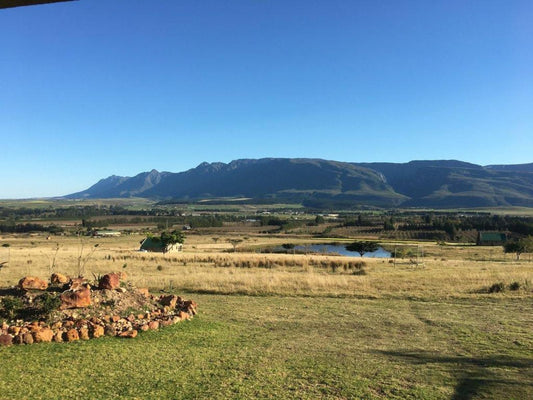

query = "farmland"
(0, 200), (532, 399)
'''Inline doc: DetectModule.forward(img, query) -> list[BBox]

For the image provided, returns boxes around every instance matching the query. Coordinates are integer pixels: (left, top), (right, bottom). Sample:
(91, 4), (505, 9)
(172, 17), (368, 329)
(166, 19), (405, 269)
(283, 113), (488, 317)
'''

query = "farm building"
(139, 237), (183, 253)
(477, 231), (507, 246)
(93, 230), (121, 237)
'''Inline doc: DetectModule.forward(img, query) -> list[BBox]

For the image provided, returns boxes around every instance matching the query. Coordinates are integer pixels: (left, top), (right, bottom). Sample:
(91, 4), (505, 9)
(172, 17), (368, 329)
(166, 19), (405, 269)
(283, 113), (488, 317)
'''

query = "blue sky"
(0, 0), (532, 198)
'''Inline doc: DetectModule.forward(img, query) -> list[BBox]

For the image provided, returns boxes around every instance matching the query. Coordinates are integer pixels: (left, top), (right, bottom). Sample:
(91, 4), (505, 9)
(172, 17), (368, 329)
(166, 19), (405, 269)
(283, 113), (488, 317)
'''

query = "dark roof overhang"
(0, 0), (75, 9)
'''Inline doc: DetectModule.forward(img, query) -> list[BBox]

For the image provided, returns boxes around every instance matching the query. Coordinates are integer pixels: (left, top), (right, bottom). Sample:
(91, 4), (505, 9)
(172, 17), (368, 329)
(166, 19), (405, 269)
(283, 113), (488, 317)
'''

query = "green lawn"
(1, 294), (532, 399)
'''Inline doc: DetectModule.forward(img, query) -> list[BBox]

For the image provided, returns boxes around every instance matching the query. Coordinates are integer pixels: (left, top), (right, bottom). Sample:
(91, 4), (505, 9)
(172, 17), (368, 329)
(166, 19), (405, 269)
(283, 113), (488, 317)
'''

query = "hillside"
(66, 158), (533, 209)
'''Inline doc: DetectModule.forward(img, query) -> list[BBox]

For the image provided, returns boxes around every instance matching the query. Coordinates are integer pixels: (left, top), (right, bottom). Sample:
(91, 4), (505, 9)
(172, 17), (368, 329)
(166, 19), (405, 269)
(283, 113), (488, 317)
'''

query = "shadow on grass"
(377, 350), (533, 400)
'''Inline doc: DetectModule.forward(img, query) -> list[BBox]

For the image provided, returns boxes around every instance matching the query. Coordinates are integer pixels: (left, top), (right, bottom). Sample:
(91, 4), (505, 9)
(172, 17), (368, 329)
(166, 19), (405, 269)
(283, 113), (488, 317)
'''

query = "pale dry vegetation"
(0, 234), (532, 299)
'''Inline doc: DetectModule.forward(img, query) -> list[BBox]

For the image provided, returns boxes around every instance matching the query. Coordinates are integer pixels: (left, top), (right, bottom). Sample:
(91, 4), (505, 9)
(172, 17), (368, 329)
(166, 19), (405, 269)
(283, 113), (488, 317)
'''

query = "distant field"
(0, 198), (155, 210)
(0, 234), (531, 298)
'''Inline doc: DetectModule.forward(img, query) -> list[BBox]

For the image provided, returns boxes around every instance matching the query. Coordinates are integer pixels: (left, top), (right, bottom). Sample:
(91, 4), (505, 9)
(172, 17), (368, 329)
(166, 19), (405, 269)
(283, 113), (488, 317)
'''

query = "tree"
(160, 230), (185, 247)
(383, 218), (395, 231)
(503, 240), (526, 260)
(315, 215), (325, 225)
(345, 241), (379, 257)
(504, 236), (533, 261)
(227, 238), (243, 252)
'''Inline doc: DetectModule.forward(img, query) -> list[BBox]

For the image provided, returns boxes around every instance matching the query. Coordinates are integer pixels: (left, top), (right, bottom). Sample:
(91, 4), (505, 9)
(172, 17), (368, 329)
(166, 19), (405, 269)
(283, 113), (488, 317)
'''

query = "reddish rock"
(98, 273), (121, 290)
(160, 319), (172, 327)
(75, 319), (89, 328)
(53, 331), (63, 343)
(140, 324), (149, 332)
(0, 334), (13, 346)
(8, 326), (21, 336)
(127, 314), (135, 322)
(23, 332), (34, 344)
(50, 273), (69, 285)
(65, 329), (79, 342)
(111, 315), (120, 322)
(60, 286), (91, 309)
(69, 277), (87, 291)
(104, 325), (116, 337)
(51, 321), (63, 330)
(18, 276), (48, 291)
(136, 287), (150, 297)
(33, 328), (54, 343)
(148, 321), (159, 330)
(179, 311), (190, 320)
(119, 330), (137, 338)
(159, 295), (178, 309)
(79, 327), (90, 340)
(63, 320), (75, 328)
(184, 300), (198, 314)
(13, 334), (24, 345)
(91, 325), (105, 338)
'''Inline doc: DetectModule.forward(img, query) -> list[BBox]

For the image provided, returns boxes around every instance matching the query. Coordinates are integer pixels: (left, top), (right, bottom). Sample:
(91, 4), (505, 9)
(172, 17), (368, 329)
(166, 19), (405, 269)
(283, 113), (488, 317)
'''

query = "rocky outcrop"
(98, 273), (121, 290)
(50, 273), (69, 285)
(60, 285), (92, 309)
(0, 273), (197, 346)
(18, 277), (48, 291)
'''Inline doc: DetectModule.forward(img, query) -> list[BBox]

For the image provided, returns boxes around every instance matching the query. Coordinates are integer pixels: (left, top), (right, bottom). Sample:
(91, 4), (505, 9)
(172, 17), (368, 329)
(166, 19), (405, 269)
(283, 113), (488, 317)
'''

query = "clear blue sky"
(1, 0), (532, 198)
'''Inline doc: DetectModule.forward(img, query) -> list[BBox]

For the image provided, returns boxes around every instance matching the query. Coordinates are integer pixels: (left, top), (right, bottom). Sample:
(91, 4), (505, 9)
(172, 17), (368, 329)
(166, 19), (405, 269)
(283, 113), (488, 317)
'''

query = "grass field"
(1, 234), (532, 399)
(1, 294), (532, 399)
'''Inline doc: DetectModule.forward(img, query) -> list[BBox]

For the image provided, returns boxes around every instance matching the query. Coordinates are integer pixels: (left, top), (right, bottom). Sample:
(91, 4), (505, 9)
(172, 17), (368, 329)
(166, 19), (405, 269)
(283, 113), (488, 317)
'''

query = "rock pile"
(0, 273), (197, 346)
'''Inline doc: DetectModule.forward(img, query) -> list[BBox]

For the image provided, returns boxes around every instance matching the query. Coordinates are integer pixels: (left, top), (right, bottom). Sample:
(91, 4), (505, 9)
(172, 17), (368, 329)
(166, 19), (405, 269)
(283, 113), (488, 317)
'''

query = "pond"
(274, 244), (391, 258)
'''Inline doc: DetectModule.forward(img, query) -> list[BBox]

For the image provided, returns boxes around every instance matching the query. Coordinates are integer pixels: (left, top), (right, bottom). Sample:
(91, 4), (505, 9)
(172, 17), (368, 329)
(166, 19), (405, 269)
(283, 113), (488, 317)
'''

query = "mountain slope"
(67, 158), (533, 208)
(356, 160), (533, 207)
(67, 158), (406, 207)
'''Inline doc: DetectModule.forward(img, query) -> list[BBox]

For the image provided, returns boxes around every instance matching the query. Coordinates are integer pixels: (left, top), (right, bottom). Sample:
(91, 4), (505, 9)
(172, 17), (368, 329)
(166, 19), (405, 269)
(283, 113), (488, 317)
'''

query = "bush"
(36, 292), (61, 315)
(509, 281), (521, 291)
(488, 282), (505, 293)
(0, 296), (24, 319)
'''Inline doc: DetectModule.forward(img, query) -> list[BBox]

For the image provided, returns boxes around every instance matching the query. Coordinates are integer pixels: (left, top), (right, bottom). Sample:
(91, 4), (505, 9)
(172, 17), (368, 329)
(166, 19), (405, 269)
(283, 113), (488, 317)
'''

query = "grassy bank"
(1, 294), (532, 399)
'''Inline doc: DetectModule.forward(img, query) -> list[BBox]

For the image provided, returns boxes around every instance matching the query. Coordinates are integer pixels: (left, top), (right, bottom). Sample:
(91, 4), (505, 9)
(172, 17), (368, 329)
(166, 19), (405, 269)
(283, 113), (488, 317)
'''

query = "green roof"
(140, 237), (166, 251)
(478, 232), (506, 242)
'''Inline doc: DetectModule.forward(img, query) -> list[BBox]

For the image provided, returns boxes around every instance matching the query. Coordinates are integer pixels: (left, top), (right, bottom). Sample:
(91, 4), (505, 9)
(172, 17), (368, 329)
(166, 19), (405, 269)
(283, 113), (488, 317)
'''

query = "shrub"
(509, 281), (521, 291)
(1, 296), (24, 319)
(488, 282), (505, 293)
(36, 292), (62, 315)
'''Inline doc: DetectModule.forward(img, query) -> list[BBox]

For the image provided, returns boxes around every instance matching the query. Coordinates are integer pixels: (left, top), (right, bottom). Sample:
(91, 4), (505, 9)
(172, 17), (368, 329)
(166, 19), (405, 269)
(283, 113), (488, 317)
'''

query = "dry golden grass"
(0, 234), (531, 299)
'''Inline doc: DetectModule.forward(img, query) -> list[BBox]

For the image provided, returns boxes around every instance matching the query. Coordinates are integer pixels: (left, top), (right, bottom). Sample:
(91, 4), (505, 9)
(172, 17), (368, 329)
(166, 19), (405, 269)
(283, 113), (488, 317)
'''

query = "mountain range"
(66, 159), (533, 209)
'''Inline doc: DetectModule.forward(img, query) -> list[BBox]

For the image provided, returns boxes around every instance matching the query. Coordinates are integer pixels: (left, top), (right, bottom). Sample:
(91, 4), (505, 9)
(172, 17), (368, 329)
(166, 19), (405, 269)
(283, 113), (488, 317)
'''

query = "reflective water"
(279, 244), (391, 258)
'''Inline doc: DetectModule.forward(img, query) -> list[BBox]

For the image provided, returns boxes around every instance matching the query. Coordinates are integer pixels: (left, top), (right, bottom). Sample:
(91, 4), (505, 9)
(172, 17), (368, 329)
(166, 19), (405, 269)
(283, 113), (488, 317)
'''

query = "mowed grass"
(1, 294), (532, 399)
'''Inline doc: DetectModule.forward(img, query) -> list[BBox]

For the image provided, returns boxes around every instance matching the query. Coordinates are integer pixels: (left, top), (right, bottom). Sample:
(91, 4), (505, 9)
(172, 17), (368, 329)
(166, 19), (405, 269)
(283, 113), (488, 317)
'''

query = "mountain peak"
(65, 158), (533, 208)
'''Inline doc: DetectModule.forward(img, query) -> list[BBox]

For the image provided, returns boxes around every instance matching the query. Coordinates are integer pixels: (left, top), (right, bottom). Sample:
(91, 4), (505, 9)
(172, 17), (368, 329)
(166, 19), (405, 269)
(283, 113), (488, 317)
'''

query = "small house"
(139, 237), (183, 253)
(477, 231), (507, 246)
